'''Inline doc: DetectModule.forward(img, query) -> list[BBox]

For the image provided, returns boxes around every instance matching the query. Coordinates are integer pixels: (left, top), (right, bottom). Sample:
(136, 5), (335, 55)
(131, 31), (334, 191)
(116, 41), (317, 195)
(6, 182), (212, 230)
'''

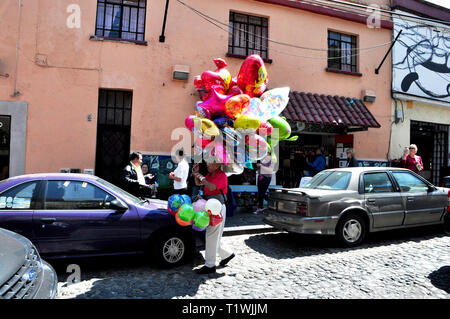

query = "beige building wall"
(389, 100), (450, 160)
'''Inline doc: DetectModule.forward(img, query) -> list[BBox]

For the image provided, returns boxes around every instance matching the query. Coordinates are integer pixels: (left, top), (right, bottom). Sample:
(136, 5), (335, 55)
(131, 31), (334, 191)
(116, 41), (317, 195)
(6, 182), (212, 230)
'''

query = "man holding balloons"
(192, 162), (235, 274)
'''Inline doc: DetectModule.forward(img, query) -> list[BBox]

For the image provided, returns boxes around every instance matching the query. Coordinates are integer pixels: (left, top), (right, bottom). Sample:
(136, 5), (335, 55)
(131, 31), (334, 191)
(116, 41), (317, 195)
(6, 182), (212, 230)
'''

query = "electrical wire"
(176, 0), (395, 52)
(176, 0), (393, 60)
(298, 0), (450, 27)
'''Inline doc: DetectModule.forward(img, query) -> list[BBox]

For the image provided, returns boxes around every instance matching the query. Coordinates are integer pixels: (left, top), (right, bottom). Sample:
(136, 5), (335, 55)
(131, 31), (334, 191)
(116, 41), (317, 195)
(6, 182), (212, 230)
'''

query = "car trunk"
(268, 187), (353, 216)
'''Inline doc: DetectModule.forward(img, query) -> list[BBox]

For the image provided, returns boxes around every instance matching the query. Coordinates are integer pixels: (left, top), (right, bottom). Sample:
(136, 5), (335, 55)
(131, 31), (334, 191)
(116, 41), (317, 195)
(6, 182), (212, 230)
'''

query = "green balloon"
(194, 211), (210, 228)
(178, 204), (195, 222)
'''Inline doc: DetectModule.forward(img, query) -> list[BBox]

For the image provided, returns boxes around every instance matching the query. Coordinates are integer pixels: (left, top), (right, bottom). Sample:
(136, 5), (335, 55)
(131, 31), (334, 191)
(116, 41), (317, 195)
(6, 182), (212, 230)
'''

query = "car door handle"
(407, 197), (415, 202)
(367, 199), (376, 204)
(40, 218), (56, 224)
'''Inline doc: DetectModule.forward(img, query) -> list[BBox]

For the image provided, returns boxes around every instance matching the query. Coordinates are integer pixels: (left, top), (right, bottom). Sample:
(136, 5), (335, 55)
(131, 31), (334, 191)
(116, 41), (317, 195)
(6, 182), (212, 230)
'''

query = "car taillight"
(447, 190), (450, 213)
(296, 202), (308, 216)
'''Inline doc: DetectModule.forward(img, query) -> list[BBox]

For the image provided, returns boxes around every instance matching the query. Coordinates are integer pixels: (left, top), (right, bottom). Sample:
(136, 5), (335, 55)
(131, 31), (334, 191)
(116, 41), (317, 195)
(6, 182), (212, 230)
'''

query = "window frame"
(390, 171), (433, 193)
(362, 172), (396, 194)
(42, 180), (120, 211)
(0, 180), (43, 211)
(227, 11), (270, 62)
(327, 30), (358, 73)
(94, 0), (147, 44)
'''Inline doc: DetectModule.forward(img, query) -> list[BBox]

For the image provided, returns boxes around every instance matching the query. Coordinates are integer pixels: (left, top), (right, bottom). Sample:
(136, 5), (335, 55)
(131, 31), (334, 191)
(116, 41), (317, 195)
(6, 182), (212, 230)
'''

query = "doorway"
(410, 120), (449, 184)
(95, 89), (132, 185)
(0, 115), (11, 180)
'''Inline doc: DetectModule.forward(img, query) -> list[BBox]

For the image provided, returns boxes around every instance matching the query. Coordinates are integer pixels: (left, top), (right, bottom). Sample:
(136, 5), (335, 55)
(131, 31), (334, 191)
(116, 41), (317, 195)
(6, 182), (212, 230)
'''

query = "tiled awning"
(282, 91), (381, 128)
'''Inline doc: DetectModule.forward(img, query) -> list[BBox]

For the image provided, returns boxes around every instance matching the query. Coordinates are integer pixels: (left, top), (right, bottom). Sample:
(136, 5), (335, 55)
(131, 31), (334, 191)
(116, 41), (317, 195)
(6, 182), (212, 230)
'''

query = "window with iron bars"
(95, 0), (146, 42)
(228, 12), (269, 60)
(328, 31), (358, 73)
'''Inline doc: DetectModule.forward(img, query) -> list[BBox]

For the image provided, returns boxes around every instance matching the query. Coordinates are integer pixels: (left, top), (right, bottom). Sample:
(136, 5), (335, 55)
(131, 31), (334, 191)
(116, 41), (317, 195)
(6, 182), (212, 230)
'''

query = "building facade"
(0, 0), (394, 187)
(389, 0), (450, 185)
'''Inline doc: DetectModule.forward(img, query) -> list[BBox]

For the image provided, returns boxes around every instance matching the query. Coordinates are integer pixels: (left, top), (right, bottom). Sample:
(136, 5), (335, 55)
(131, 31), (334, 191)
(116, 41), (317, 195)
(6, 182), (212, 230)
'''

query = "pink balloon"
(197, 86), (232, 118)
(193, 199), (207, 212)
(213, 142), (230, 165)
(257, 122), (274, 136)
(185, 115), (197, 131)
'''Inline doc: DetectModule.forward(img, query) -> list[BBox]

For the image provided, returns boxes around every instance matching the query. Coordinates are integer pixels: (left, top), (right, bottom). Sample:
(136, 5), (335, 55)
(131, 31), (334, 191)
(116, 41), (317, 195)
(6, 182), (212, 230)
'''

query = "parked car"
(262, 167), (450, 247)
(0, 174), (201, 267)
(0, 227), (57, 299)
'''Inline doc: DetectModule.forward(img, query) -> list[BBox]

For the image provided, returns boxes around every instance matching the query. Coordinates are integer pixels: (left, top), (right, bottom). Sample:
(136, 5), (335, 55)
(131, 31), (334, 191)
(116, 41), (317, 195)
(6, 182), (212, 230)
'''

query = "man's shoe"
(219, 253), (235, 267)
(195, 266), (216, 275)
(252, 209), (263, 215)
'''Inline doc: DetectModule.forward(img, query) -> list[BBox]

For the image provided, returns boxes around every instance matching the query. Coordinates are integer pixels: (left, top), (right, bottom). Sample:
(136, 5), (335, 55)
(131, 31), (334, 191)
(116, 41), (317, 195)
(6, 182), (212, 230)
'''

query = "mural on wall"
(392, 13), (450, 103)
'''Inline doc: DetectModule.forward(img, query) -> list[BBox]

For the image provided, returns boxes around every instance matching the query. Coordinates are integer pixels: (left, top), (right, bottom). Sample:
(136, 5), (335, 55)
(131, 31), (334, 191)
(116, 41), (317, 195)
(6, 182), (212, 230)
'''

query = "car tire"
(336, 213), (366, 247)
(150, 230), (194, 268)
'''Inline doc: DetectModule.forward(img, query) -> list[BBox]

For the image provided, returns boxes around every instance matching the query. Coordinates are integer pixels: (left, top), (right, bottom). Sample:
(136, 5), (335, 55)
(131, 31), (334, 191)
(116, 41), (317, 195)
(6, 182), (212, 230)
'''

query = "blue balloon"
(168, 194), (184, 214)
(181, 195), (192, 205)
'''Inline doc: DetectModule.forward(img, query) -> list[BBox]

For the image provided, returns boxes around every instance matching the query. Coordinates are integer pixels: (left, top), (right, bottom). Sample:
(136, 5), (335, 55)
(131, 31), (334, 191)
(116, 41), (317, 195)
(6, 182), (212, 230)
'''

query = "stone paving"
(54, 223), (450, 299)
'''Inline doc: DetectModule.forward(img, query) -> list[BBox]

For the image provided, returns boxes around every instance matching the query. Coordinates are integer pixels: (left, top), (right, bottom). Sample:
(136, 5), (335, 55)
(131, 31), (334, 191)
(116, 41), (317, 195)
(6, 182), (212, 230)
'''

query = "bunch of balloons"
(168, 194), (223, 231)
(187, 54), (298, 174)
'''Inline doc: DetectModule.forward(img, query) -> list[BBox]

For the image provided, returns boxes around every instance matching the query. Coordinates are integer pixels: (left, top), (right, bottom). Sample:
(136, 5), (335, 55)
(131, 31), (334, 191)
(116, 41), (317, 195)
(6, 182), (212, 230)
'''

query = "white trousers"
(204, 204), (233, 268)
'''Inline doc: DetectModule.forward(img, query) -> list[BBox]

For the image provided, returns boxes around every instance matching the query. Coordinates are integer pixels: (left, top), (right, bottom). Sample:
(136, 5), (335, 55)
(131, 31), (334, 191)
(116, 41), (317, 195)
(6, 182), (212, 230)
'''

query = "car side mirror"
(108, 199), (128, 212)
(427, 186), (436, 193)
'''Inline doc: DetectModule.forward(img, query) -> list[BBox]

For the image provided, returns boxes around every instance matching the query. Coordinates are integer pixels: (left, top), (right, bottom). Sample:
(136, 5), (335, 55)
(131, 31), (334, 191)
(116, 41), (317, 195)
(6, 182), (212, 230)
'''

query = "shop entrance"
(410, 120), (449, 185)
(277, 132), (342, 188)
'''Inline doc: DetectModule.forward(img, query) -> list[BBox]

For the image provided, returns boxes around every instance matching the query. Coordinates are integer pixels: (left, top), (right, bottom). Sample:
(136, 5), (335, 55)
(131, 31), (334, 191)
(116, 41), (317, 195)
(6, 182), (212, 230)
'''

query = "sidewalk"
(222, 207), (278, 236)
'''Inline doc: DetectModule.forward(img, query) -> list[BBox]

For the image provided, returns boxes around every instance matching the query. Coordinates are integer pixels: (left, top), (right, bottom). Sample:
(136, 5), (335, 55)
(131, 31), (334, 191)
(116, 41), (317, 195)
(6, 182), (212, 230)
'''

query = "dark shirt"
(346, 157), (359, 167)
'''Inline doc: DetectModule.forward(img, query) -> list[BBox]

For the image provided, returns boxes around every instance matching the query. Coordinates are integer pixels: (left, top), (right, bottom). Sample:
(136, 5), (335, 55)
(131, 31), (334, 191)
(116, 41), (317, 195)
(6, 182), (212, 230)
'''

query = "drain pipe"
(11, 0), (22, 97)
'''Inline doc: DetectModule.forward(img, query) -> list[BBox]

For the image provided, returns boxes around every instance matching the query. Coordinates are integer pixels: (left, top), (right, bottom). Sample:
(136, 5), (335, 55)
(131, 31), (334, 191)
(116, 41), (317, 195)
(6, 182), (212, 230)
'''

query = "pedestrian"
(192, 162), (235, 274)
(142, 163), (158, 198)
(402, 144), (424, 174)
(346, 148), (359, 167)
(254, 153), (275, 215)
(306, 148), (326, 176)
(190, 161), (208, 199)
(169, 149), (190, 195)
(122, 152), (153, 197)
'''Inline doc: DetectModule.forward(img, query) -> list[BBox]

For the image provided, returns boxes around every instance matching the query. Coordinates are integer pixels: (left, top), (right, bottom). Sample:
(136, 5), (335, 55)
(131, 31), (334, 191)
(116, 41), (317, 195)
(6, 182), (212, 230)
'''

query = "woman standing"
(192, 162), (235, 274)
(402, 144), (424, 174)
(346, 148), (359, 167)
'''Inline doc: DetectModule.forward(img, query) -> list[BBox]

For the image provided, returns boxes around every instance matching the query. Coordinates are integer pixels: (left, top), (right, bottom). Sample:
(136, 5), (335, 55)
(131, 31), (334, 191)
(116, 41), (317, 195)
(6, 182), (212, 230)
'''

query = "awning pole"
(159, 0), (170, 42)
(375, 29), (402, 74)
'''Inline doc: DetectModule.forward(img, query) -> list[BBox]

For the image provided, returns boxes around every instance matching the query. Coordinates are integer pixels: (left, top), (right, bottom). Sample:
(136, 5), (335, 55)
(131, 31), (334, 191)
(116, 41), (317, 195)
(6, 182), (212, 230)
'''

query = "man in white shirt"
(169, 149), (190, 195)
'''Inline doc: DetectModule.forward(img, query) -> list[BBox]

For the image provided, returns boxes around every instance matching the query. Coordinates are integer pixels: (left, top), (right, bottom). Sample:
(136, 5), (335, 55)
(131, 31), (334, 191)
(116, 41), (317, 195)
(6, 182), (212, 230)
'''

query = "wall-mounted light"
(362, 90), (376, 103)
(172, 65), (190, 81)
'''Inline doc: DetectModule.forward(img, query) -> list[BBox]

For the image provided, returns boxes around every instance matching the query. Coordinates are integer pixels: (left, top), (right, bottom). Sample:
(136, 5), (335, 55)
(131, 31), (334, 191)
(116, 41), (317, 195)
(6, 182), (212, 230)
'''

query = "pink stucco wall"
(0, 0), (392, 173)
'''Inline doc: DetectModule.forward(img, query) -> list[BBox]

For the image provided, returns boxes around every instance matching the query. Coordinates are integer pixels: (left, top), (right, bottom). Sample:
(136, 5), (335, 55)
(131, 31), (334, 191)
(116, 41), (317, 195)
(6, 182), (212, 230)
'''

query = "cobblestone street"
(54, 225), (450, 299)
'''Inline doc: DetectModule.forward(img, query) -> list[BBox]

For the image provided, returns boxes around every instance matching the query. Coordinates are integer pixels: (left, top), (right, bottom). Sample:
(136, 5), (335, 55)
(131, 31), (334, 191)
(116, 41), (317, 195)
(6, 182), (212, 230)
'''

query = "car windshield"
(95, 177), (143, 205)
(303, 171), (352, 190)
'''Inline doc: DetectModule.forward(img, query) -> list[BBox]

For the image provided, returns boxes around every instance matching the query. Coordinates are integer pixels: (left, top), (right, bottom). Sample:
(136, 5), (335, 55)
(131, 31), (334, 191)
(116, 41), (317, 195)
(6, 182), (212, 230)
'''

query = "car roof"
(323, 167), (410, 173)
(3, 173), (99, 182)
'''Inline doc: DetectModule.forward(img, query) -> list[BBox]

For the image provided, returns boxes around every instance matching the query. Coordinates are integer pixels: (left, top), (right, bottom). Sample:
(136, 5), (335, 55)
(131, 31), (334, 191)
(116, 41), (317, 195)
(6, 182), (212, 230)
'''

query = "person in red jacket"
(402, 144), (423, 174)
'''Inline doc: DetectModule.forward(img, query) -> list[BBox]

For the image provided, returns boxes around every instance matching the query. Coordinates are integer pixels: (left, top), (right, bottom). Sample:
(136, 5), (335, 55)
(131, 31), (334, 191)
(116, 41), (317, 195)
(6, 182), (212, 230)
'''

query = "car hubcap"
(163, 237), (185, 263)
(343, 219), (362, 243)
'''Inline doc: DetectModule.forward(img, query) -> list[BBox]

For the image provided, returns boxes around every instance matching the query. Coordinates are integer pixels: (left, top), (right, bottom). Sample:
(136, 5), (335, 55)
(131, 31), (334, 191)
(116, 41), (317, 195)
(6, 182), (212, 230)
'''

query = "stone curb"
(222, 224), (280, 236)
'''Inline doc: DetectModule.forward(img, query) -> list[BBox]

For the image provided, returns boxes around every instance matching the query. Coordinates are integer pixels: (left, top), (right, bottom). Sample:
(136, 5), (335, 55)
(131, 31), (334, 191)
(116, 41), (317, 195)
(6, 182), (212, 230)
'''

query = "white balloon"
(205, 198), (223, 216)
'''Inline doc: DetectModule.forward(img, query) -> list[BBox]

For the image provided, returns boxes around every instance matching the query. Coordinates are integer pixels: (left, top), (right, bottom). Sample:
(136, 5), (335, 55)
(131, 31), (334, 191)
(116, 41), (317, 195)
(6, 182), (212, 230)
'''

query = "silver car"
(263, 167), (450, 247)
(0, 228), (58, 299)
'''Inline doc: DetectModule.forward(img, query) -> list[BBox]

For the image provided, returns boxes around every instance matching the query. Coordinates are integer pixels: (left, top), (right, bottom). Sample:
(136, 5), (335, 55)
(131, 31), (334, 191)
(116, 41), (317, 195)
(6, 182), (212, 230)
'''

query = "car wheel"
(151, 231), (193, 268)
(336, 214), (366, 247)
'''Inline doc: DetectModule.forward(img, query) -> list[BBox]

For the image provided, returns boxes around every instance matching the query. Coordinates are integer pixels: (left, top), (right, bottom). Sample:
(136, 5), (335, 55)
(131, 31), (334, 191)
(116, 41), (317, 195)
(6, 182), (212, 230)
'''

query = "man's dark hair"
(129, 152), (141, 161)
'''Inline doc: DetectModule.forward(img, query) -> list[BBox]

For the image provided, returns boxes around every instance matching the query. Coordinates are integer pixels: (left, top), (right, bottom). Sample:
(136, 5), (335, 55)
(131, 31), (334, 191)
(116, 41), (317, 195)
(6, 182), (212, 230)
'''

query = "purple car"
(0, 174), (200, 267)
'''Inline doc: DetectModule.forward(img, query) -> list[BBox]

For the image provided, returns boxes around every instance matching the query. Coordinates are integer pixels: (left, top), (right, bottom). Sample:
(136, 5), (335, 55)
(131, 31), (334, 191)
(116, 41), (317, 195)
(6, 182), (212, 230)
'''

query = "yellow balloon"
(233, 116), (261, 131)
(201, 119), (220, 136)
